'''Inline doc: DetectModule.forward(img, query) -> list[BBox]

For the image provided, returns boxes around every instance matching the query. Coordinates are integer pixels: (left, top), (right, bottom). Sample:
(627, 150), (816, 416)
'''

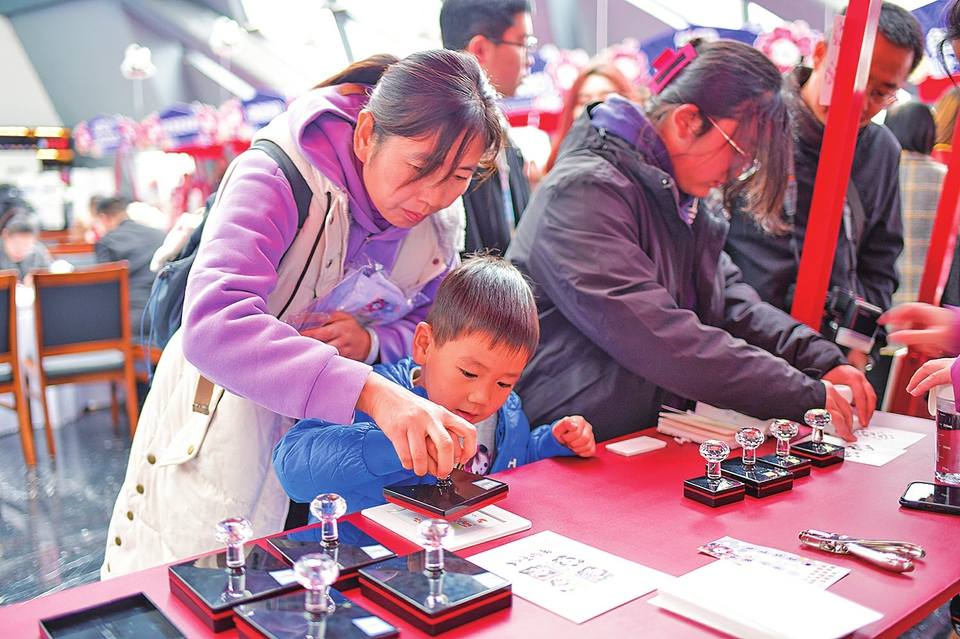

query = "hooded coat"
(101, 84), (463, 577)
(507, 96), (846, 441)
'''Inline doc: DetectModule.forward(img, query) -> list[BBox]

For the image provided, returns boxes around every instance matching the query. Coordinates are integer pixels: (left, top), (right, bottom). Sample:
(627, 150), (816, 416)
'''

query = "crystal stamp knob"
(804, 408), (832, 444)
(417, 518), (452, 573)
(735, 427), (765, 467)
(699, 439), (730, 481)
(215, 517), (252, 570)
(295, 552), (340, 616)
(770, 419), (800, 458)
(310, 493), (347, 547)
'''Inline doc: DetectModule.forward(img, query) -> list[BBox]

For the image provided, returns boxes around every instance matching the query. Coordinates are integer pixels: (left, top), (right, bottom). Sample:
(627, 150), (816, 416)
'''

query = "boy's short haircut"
(96, 196), (130, 218)
(426, 254), (539, 357)
(440, 0), (533, 51)
(2, 210), (39, 236)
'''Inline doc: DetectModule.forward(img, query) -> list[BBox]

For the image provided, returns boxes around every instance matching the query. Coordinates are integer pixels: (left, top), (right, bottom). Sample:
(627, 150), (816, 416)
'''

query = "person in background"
(724, 2), (923, 384)
(933, 87), (960, 151)
(441, 0), (534, 255)
(102, 50), (502, 577)
(94, 196), (166, 336)
(274, 255), (595, 515)
(506, 38), (874, 443)
(884, 102), (947, 305)
(544, 62), (641, 173)
(0, 206), (53, 282)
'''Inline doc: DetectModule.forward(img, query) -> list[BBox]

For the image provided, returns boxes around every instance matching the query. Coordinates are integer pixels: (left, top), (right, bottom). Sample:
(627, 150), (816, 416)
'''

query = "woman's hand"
(300, 311), (372, 362)
(906, 357), (956, 397)
(356, 372), (477, 477)
(822, 364), (876, 439)
(551, 416), (596, 457)
(880, 303), (958, 356)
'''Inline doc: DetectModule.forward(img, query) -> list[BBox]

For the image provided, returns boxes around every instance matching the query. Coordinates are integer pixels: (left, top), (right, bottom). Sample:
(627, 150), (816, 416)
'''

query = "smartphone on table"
(899, 481), (960, 516)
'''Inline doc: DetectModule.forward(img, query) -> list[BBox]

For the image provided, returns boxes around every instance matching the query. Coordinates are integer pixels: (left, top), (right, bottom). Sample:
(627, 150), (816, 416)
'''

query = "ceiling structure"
(0, 0), (942, 132)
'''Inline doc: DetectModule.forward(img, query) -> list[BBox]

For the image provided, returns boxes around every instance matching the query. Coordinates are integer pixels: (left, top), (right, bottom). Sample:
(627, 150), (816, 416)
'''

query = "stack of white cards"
(650, 560), (882, 639)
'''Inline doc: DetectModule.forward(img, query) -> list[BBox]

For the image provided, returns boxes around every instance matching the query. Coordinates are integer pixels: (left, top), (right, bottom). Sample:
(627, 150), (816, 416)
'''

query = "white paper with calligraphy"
(361, 504), (530, 551)
(799, 425), (926, 467)
(698, 536), (849, 589)
(469, 530), (669, 623)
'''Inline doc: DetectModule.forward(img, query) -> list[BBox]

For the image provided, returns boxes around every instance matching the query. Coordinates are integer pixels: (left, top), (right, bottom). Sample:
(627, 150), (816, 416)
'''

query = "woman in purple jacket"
(103, 50), (503, 576)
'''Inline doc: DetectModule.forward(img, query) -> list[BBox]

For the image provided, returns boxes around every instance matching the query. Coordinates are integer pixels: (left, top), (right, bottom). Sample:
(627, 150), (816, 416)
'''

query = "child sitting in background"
(273, 255), (596, 514)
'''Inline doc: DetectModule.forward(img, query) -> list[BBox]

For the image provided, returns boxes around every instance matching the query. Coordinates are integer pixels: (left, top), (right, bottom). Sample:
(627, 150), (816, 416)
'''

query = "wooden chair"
(30, 262), (138, 456)
(0, 270), (35, 466)
(48, 242), (98, 267)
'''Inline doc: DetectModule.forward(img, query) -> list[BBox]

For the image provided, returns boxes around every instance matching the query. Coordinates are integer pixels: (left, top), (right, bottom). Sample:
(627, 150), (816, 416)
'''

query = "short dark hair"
(96, 196), (130, 218)
(647, 39), (792, 234)
(3, 211), (39, 236)
(885, 101), (936, 154)
(366, 49), (504, 184)
(426, 254), (539, 358)
(877, 2), (925, 73)
(440, 0), (533, 51)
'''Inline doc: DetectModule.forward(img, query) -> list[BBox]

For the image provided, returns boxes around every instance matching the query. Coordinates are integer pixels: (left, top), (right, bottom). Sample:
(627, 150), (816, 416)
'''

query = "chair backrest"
(0, 270), (17, 365)
(33, 262), (131, 356)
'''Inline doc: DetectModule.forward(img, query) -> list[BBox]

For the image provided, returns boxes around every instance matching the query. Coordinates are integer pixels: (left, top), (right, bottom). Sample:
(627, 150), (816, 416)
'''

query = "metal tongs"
(799, 529), (925, 573)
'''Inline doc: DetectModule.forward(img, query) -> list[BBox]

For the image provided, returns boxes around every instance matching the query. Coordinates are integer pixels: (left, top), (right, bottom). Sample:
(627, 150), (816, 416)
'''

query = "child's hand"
(552, 416), (596, 457)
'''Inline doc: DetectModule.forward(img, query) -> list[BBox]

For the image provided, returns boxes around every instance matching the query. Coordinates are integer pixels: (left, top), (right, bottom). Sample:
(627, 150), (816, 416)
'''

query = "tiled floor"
(0, 409), (130, 606)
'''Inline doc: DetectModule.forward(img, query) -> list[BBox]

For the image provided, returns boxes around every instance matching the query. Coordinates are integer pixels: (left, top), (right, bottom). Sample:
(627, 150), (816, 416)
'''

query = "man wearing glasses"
(440, 0), (535, 255)
(724, 2), (923, 395)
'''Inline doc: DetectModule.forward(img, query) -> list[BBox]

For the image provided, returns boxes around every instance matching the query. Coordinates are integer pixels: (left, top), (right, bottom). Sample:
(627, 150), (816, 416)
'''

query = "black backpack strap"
(249, 139), (312, 229)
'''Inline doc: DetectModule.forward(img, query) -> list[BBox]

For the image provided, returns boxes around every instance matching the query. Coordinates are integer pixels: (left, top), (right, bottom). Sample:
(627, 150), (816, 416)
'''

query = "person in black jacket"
(441, 0), (533, 255)
(507, 40), (875, 443)
(724, 3), (923, 376)
(94, 197), (166, 336)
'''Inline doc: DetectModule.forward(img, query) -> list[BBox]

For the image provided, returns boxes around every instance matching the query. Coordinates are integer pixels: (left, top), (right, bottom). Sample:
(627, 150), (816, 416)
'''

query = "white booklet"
(361, 503), (530, 551)
(469, 530), (669, 624)
(650, 560), (882, 639)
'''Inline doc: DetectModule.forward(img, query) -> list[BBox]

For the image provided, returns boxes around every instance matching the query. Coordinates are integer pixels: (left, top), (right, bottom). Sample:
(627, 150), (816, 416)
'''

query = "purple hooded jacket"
(182, 86), (452, 425)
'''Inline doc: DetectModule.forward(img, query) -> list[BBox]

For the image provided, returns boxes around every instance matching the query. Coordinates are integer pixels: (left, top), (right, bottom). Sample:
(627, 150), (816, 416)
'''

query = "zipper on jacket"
(277, 191), (333, 320)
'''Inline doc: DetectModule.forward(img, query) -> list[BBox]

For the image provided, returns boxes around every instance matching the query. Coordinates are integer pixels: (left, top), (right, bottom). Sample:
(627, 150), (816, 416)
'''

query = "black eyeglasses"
(484, 35), (538, 54)
(705, 115), (760, 182)
(866, 86), (898, 107)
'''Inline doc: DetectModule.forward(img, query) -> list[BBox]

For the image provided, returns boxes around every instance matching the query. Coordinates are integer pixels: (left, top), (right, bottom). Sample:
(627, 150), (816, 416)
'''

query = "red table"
(3, 411), (957, 638)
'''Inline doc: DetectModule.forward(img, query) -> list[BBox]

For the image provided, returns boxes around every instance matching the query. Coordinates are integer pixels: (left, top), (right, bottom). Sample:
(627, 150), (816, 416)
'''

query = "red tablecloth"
(3, 411), (956, 638)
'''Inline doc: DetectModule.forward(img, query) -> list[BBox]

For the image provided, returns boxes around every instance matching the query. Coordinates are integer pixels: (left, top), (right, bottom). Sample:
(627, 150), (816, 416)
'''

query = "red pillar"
(790, 0), (882, 329)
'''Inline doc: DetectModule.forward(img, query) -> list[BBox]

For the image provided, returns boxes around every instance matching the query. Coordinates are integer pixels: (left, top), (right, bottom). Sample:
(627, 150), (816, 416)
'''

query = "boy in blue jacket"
(274, 255), (596, 514)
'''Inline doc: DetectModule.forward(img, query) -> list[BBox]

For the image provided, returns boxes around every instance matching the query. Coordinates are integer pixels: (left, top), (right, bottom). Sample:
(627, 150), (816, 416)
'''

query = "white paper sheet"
(798, 425), (926, 467)
(469, 530), (670, 624)
(361, 504), (530, 551)
(649, 560), (882, 639)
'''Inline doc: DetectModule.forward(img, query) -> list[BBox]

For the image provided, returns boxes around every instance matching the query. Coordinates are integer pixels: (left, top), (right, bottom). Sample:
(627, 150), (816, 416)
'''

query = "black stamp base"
(168, 544), (296, 633)
(792, 441), (845, 467)
(267, 521), (396, 590)
(39, 592), (186, 639)
(720, 460), (794, 498)
(359, 550), (511, 635)
(234, 588), (399, 639)
(383, 468), (508, 520)
(757, 453), (812, 478)
(683, 475), (746, 507)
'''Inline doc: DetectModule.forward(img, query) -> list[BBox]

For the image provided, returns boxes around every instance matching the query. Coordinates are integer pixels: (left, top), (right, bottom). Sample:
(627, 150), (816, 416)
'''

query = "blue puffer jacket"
(273, 357), (573, 515)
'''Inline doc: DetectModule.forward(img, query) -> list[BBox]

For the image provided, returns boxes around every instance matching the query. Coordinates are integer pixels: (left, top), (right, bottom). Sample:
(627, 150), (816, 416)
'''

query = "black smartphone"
(899, 481), (960, 516)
